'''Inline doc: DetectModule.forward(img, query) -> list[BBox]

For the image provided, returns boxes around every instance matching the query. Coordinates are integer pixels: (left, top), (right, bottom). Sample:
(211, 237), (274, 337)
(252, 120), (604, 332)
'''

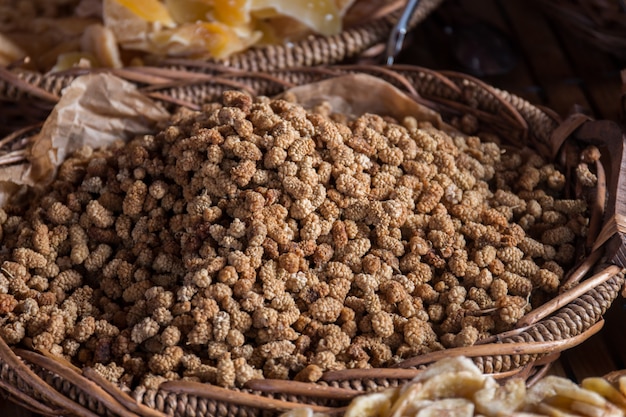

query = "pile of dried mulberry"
(0, 91), (593, 389)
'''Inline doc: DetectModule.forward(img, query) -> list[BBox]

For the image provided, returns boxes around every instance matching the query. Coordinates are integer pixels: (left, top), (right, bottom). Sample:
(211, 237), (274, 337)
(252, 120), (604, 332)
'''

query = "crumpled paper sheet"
(0, 72), (169, 205)
(280, 73), (452, 131)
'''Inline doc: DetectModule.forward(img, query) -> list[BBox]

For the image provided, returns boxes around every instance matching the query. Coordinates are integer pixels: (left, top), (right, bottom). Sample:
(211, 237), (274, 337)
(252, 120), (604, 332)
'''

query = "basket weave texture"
(537, 0), (626, 59)
(0, 65), (624, 417)
(0, 0), (443, 98)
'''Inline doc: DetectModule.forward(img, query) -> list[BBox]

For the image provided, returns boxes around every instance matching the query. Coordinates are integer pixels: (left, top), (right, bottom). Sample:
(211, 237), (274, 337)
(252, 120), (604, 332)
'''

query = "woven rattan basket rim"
(0, 0), (443, 103)
(0, 65), (625, 417)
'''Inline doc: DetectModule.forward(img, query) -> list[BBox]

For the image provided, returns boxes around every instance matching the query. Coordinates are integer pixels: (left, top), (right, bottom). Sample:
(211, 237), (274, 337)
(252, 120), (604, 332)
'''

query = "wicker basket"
(0, 65), (624, 417)
(0, 0), (443, 136)
(537, 0), (626, 59)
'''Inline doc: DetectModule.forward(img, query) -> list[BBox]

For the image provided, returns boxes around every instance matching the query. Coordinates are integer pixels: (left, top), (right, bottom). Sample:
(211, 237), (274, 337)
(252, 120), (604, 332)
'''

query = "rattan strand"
(108, 66), (557, 150)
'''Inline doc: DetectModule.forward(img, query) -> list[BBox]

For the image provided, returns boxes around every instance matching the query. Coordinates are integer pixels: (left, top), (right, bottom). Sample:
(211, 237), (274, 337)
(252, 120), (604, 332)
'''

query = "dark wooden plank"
(457, 0), (545, 106)
(401, 13), (459, 70)
(497, 0), (575, 81)
(560, 329), (621, 383)
(498, 0), (592, 117)
(0, 399), (36, 417)
(600, 300), (626, 373)
(550, 16), (623, 121)
(547, 357), (571, 380)
(582, 79), (623, 122)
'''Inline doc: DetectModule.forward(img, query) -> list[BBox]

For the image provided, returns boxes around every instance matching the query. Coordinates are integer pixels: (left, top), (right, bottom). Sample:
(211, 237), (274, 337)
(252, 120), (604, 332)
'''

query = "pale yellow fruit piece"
(582, 377), (626, 410)
(534, 402), (583, 417)
(570, 400), (623, 417)
(253, 0), (350, 44)
(474, 378), (526, 417)
(412, 356), (483, 383)
(397, 400), (437, 417)
(149, 21), (259, 58)
(250, 0), (341, 36)
(39, 39), (83, 73)
(415, 398), (474, 417)
(213, 0), (251, 26)
(418, 371), (490, 400)
(103, 0), (152, 44)
(113, 0), (176, 26)
(279, 408), (314, 417)
(387, 383), (426, 417)
(344, 388), (396, 417)
(527, 376), (607, 408)
(0, 32), (25, 66)
(543, 395), (575, 410)
(164, 0), (213, 23)
(81, 24), (123, 68)
(50, 52), (98, 72)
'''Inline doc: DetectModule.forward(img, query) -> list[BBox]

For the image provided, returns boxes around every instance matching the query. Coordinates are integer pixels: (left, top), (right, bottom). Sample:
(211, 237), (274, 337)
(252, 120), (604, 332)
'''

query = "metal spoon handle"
(385, 0), (422, 65)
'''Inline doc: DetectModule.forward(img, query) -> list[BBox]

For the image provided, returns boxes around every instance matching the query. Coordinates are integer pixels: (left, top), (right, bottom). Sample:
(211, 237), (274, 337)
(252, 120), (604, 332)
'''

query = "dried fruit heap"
(0, 91), (590, 389)
(281, 356), (626, 417)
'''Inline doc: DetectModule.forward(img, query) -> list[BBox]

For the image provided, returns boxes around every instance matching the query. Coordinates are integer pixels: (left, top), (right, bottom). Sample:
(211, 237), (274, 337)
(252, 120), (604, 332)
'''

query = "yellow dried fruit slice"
(81, 24), (122, 68)
(344, 389), (396, 417)
(414, 398), (475, 417)
(113, 0), (176, 26)
(581, 378), (626, 409)
(149, 21), (257, 58)
(412, 356), (483, 383)
(527, 376), (607, 409)
(418, 371), (490, 400)
(213, 0), (251, 26)
(50, 52), (98, 72)
(103, 0), (151, 44)
(474, 379), (527, 417)
(250, 0), (341, 36)
(164, 0), (213, 24)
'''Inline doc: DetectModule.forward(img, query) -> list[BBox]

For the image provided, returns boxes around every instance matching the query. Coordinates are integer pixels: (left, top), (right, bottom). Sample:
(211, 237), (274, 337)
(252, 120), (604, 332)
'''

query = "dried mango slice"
(250, 0), (341, 36)
(344, 389), (396, 417)
(582, 378), (626, 409)
(213, 0), (251, 26)
(149, 21), (258, 58)
(527, 376), (607, 409)
(474, 379), (527, 417)
(50, 52), (98, 72)
(415, 398), (475, 417)
(418, 371), (491, 400)
(164, 0), (213, 24)
(103, 0), (151, 44)
(81, 23), (122, 68)
(113, 0), (176, 26)
(101, 0), (361, 62)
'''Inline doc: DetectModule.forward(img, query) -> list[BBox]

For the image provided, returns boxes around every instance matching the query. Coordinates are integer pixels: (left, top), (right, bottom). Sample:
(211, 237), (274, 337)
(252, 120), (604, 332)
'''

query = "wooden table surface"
(1, 0), (625, 414)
